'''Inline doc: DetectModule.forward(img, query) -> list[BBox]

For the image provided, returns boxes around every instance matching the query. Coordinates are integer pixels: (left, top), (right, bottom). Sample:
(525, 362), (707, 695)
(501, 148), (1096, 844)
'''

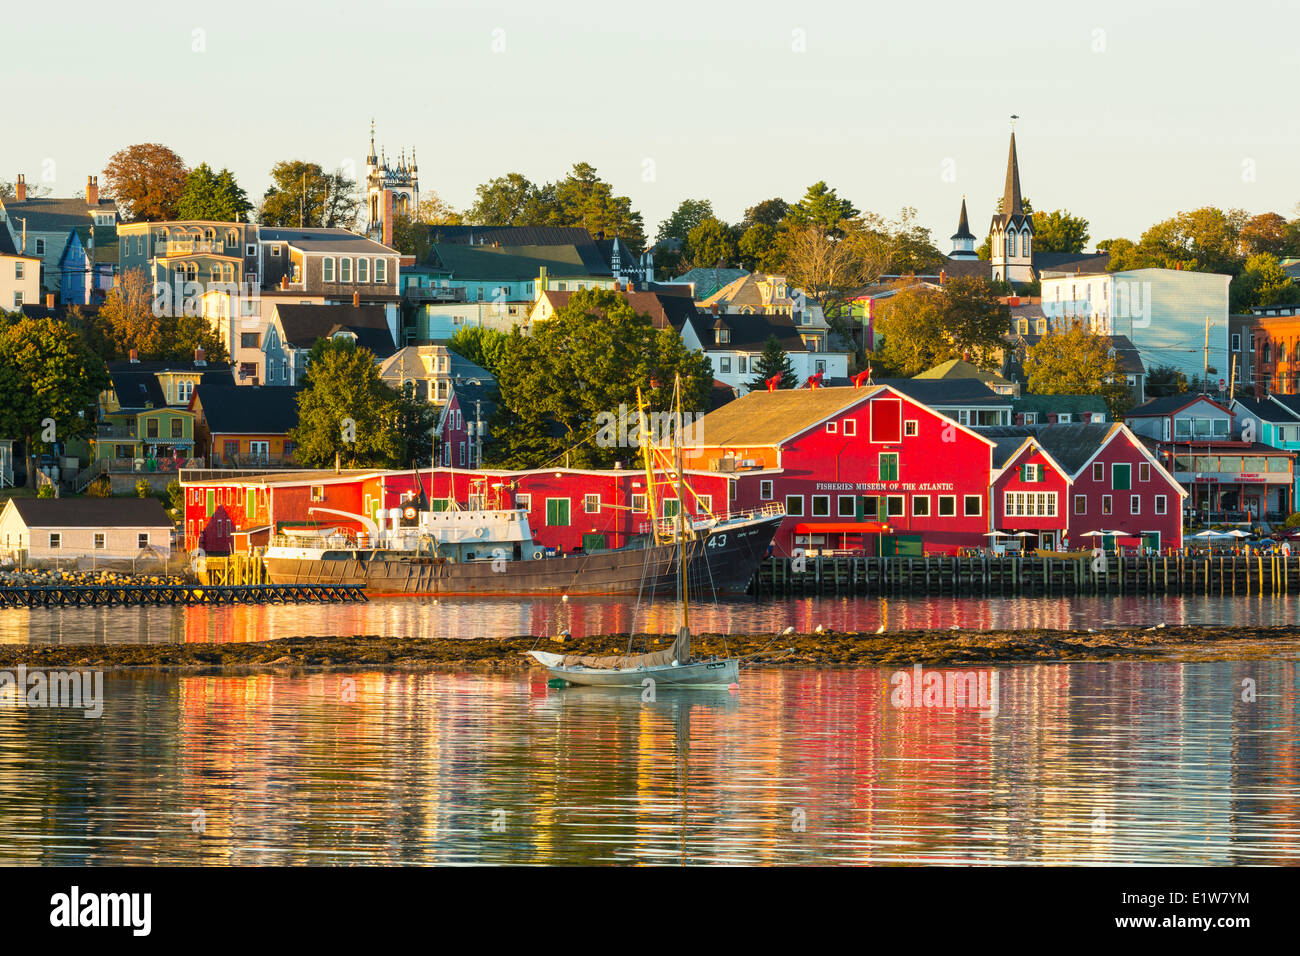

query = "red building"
(181, 466), (737, 555)
(987, 423), (1186, 551)
(682, 385), (995, 555)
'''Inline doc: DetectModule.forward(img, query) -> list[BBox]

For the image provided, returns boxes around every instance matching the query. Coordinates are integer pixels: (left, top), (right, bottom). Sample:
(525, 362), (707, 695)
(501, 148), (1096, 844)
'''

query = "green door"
(1141, 531), (1160, 552)
(881, 534), (923, 557)
(205, 489), (216, 516)
(582, 533), (607, 552)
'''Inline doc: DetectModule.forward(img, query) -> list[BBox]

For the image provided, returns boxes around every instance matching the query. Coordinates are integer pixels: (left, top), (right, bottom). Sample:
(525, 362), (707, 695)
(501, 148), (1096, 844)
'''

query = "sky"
(5, 0), (1297, 247)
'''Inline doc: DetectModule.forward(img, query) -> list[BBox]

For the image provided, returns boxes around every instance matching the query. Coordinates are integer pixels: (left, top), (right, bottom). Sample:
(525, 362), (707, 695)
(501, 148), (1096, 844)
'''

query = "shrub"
(166, 480), (183, 515)
(136, 478), (151, 498)
(87, 476), (112, 498)
(36, 484), (54, 498)
(1285, 513), (1300, 529)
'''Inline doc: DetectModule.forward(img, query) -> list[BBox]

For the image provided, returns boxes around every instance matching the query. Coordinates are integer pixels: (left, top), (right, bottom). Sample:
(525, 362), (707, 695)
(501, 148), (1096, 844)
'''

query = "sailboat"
(528, 379), (749, 688)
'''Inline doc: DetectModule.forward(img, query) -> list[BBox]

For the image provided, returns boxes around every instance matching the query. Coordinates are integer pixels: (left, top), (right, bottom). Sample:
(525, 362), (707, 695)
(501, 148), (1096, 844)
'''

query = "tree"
(684, 217), (737, 268)
(1023, 321), (1131, 417)
(786, 182), (858, 234)
(488, 290), (711, 468)
(748, 335), (798, 390)
(416, 192), (462, 225)
(0, 178), (51, 201)
(176, 163), (251, 222)
(884, 207), (945, 275)
(446, 325), (512, 378)
(1145, 364), (1189, 398)
(98, 269), (227, 361)
(1231, 252), (1293, 312)
(290, 338), (403, 468)
(551, 162), (646, 249)
(102, 143), (189, 221)
(0, 313), (108, 487)
(394, 385), (440, 466)
(740, 198), (790, 230)
(1133, 207), (1248, 274)
(657, 199), (715, 243)
(1240, 212), (1292, 258)
(738, 223), (784, 272)
(870, 278), (1008, 377)
(467, 173), (542, 225)
(258, 161), (358, 229)
(1031, 209), (1090, 253)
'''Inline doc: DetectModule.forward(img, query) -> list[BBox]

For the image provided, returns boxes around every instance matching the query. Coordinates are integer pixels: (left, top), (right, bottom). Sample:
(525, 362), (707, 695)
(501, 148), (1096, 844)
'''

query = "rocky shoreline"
(0, 625), (1298, 673)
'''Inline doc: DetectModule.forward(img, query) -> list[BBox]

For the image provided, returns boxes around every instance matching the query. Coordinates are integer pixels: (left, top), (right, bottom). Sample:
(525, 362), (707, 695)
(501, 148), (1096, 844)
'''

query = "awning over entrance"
(794, 522), (890, 533)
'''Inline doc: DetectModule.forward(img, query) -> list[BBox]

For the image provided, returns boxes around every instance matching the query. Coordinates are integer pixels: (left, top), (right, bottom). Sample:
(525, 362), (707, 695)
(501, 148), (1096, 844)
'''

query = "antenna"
(1010, 114), (1020, 129)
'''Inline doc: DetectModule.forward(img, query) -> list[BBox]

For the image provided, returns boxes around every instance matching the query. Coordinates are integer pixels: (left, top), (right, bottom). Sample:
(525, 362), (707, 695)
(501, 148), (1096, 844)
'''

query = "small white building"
(1041, 267), (1231, 390)
(0, 497), (173, 562)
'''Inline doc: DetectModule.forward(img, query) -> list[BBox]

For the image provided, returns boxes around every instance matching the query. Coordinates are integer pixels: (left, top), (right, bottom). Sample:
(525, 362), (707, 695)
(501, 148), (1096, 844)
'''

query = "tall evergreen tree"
(748, 335), (798, 390)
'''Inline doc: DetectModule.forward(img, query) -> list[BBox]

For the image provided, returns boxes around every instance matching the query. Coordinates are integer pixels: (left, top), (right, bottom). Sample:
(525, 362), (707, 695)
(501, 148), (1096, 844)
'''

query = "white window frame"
(584, 493), (601, 514)
(843, 419), (857, 437)
(759, 480), (773, 501)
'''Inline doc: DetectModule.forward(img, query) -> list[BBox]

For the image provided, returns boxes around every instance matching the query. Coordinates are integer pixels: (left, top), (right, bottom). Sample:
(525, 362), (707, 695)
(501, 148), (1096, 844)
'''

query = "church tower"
(989, 127), (1034, 284)
(365, 121), (419, 241)
(948, 196), (978, 260)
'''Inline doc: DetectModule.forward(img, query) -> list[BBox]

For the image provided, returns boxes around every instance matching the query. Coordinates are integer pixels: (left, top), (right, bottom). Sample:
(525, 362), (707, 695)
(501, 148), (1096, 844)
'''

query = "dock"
(0, 584), (369, 609)
(753, 554), (1300, 597)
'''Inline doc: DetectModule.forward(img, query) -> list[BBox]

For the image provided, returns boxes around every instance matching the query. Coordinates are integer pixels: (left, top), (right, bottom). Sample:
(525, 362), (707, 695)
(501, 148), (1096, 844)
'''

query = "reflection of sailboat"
(530, 379), (751, 688)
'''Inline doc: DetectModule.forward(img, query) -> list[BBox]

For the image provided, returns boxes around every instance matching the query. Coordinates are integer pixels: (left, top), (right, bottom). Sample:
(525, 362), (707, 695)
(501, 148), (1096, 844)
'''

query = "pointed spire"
(951, 195), (974, 240)
(1002, 131), (1023, 219)
(367, 119), (377, 165)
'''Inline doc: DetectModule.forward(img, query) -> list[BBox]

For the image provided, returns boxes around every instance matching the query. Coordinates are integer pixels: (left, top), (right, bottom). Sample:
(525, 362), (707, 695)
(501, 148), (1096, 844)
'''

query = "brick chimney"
(129, 348), (139, 364)
(353, 291), (360, 307)
(45, 293), (54, 308)
(194, 347), (206, 365)
(14, 174), (25, 202)
(382, 189), (394, 248)
(86, 176), (99, 205)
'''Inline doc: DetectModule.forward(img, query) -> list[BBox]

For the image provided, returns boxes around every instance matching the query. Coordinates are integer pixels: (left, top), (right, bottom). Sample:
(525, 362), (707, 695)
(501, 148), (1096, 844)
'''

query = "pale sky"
(5, 0), (1295, 248)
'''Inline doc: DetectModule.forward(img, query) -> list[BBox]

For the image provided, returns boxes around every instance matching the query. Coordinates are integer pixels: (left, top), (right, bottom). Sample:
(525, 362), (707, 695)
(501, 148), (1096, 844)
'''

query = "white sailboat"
(529, 379), (749, 689)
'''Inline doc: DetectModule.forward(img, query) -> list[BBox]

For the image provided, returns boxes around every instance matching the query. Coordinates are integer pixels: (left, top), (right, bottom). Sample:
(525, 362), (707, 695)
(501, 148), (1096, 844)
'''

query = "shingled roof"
(193, 384), (301, 435)
(976, 422), (1121, 473)
(538, 289), (700, 331)
(4, 496), (171, 529)
(273, 304), (396, 357)
(691, 386), (879, 447)
(0, 195), (118, 232)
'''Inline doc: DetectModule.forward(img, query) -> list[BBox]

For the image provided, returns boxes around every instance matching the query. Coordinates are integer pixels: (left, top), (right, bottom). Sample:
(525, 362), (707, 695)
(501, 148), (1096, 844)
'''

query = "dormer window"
(716, 329), (730, 344)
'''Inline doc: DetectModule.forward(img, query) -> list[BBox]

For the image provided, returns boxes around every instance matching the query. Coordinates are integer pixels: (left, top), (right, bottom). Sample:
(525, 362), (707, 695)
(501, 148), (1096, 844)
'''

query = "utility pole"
(1203, 316), (1211, 394)
(1229, 353), (1237, 403)
(299, 172), (305, 228)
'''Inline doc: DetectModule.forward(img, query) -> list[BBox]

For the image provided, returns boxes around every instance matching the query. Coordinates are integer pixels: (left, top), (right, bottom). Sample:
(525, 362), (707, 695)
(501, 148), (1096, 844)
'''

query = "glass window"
(785, 495), (804, 517)
(811, 495), (830, 517)
(322, 258), (335, 282)
(912, 495), (930, 517)
(937, 495), (956, 517)
(375, 258), (387, 282)
(760, 480), (772, 500)
(1102, 495), (1113, 515)
(1074, 495), (1086, 514)
(630, 494), (645, 512)
(584, 494), (600, 514)
(963, 495), (982, 517)
(837, 495), (856, 517)
(886, 495), (905, 517)
(339, 258), (352, 282)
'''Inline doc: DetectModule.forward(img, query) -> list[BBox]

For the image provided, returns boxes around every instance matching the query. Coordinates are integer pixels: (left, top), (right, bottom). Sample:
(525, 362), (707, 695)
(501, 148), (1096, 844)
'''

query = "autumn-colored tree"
(98, 269), (227, 361)
(1023, 321), (1131, 417)
(102, 143), (188, 221)
(0, 313), (108, 486)
(870, 278), (1008, 377)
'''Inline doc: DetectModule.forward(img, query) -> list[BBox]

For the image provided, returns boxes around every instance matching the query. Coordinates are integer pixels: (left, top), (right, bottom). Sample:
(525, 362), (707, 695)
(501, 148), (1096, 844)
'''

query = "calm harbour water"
(1, 663), (1298, 865)
(5, 592), (1300, 646)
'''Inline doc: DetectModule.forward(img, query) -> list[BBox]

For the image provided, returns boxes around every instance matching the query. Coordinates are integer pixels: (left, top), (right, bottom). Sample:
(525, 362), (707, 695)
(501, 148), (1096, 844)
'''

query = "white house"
(0, 225), (40, 311)
(0, 497), (174, 562)
(1041, 267), (1231, 391)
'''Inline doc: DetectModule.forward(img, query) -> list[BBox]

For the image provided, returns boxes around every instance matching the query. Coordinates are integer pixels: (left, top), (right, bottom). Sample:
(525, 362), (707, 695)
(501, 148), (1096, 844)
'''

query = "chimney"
(45, 293), (54, 308)
(86, 176), (99, 206)
(382, 189), (394, 248)
(129, 348), (140, 364)
(280, 274), (289, 290)
(353, 291), (360, 307)
(939, 269), (946, 284)
(194, 347), (206, 365)
(14, 174), (25, 202)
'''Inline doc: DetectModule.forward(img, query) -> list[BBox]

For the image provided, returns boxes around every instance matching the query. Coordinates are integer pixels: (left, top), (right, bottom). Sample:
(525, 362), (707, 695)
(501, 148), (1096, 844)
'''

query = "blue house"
(1236, 394), (1300, 512)
(59, 225), (118, 306)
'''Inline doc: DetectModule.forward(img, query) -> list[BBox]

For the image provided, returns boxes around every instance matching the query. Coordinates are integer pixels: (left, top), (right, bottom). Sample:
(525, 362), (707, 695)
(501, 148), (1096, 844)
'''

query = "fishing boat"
(528, 379), (745, 688)
(263, 387), (782, 597)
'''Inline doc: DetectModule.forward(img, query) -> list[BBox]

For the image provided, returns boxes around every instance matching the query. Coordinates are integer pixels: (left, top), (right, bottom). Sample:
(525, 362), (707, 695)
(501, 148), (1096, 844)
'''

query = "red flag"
(851, 370), (871, 388)
(765, 374), (782, 392)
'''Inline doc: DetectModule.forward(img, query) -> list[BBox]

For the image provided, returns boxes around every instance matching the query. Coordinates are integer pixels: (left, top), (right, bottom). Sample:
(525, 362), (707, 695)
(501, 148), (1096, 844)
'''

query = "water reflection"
(1, 664), (1297, 865)
(5, 593), (1300, 646)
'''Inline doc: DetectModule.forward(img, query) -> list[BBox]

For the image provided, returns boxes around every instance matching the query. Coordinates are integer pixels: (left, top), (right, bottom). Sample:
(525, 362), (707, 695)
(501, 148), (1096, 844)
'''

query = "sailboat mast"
(675, 377), (688, 630)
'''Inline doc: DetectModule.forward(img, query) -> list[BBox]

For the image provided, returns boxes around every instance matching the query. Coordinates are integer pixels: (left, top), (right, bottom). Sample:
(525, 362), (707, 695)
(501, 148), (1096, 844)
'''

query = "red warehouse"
(682, 385), (995, 556)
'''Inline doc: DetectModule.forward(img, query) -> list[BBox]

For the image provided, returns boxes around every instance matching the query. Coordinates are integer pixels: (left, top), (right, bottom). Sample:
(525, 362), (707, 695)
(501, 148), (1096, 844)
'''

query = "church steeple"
(1002, 131), (1024, 219)
(949, 196), (978, 260)
(367, 119), (378, 166)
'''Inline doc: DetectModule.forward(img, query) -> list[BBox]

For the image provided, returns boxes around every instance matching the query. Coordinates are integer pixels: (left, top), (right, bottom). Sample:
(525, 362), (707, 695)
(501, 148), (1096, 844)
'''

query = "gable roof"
(692, 386), (877, 447)
(428, 241), (609, 282)
(1266, 393), (1300, 418)
(872, 378), (1010, 406)
(1034, 252), (1111, 275)
(106, 369), (167, 410)
(914, 359), (1014, 388)
(0, 195), (118, 232)
(538, 289), (700, 332)
(193, 384), (301, 435)
(258, 227), (397, 256)
(273, 304), (395, 357)
(4, 496), (170, 529)
(670, 267), (750, 300)
(1012, 393), (1108, 416)
(692, 310), (807, 353)
(1233, 395), (1300, 423)
(976, 423), (1120, 474)
(1126, 393), (1231, 418)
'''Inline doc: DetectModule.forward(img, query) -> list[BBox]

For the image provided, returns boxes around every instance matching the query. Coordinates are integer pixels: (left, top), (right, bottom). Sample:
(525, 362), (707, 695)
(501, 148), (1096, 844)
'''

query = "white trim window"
(339, 258), (353, 283)
(357, 257), (370, 283)
(1005, 491), (1057, 517)
(375, 258), (388, 283)
(759, 480), (773, 501)
(322, 257), (336, 282)
(1155, 495), (1167, 515)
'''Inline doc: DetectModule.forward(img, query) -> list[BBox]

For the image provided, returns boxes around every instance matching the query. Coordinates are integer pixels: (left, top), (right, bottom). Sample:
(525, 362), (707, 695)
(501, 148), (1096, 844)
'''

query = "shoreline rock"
(0, 625), (1297, 672)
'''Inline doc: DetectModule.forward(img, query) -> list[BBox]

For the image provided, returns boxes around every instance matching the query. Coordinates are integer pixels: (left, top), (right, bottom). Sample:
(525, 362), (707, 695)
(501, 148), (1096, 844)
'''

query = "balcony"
(95, 424), (137, 440)
(154, 239), (233, 256)
(210, 454), (299, 469)
(406, 286), (467, 303)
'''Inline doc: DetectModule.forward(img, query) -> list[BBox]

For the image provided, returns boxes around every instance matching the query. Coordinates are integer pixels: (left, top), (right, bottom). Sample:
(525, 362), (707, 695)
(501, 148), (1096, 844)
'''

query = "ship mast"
(674, 377), (688, 631)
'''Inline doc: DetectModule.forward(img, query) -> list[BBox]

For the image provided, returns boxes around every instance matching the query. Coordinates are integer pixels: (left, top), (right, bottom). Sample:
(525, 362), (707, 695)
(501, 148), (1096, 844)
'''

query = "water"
(4, 593), (1300, 645)
(1, 664), (1297, 865)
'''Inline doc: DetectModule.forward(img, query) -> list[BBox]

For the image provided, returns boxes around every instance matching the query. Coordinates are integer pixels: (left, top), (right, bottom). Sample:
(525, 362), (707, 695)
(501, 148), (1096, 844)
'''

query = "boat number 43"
(706, 534), (727, 548)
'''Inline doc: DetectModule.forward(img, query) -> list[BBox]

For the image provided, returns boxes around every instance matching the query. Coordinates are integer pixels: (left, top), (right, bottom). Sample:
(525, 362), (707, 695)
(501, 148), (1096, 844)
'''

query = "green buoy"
(547, 678), (569, 689)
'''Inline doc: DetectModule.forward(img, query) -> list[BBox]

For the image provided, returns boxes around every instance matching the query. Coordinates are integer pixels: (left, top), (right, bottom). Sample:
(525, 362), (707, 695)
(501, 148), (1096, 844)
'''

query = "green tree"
(1231, 252), (1293, 312)
(467, 173), (543, 226)
(870, 278), (1009, 377)
(1023, 322), (1131, 417)
(551, 162), (646, 249)
(489, 290), (711, 468)
(1145, 364), (1189, 398)
(684, 217), (737, 268)
(1031, 209), (1090, 253)
(176, 163), (252, 221)
(259, 161), (358, 229)
(738, 222), (784, 272)
(1135, 206), (1248, 273)
(0, 314), (108, 487)
(786, 181), (858, 234)
(657, 199), (715, 243)
(394, 385), (440, 466)
(446, 325), (512, 378)
(740, 198), (790, 230)
(289, 338), (402, 468)
(748, 335), (798, 390)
